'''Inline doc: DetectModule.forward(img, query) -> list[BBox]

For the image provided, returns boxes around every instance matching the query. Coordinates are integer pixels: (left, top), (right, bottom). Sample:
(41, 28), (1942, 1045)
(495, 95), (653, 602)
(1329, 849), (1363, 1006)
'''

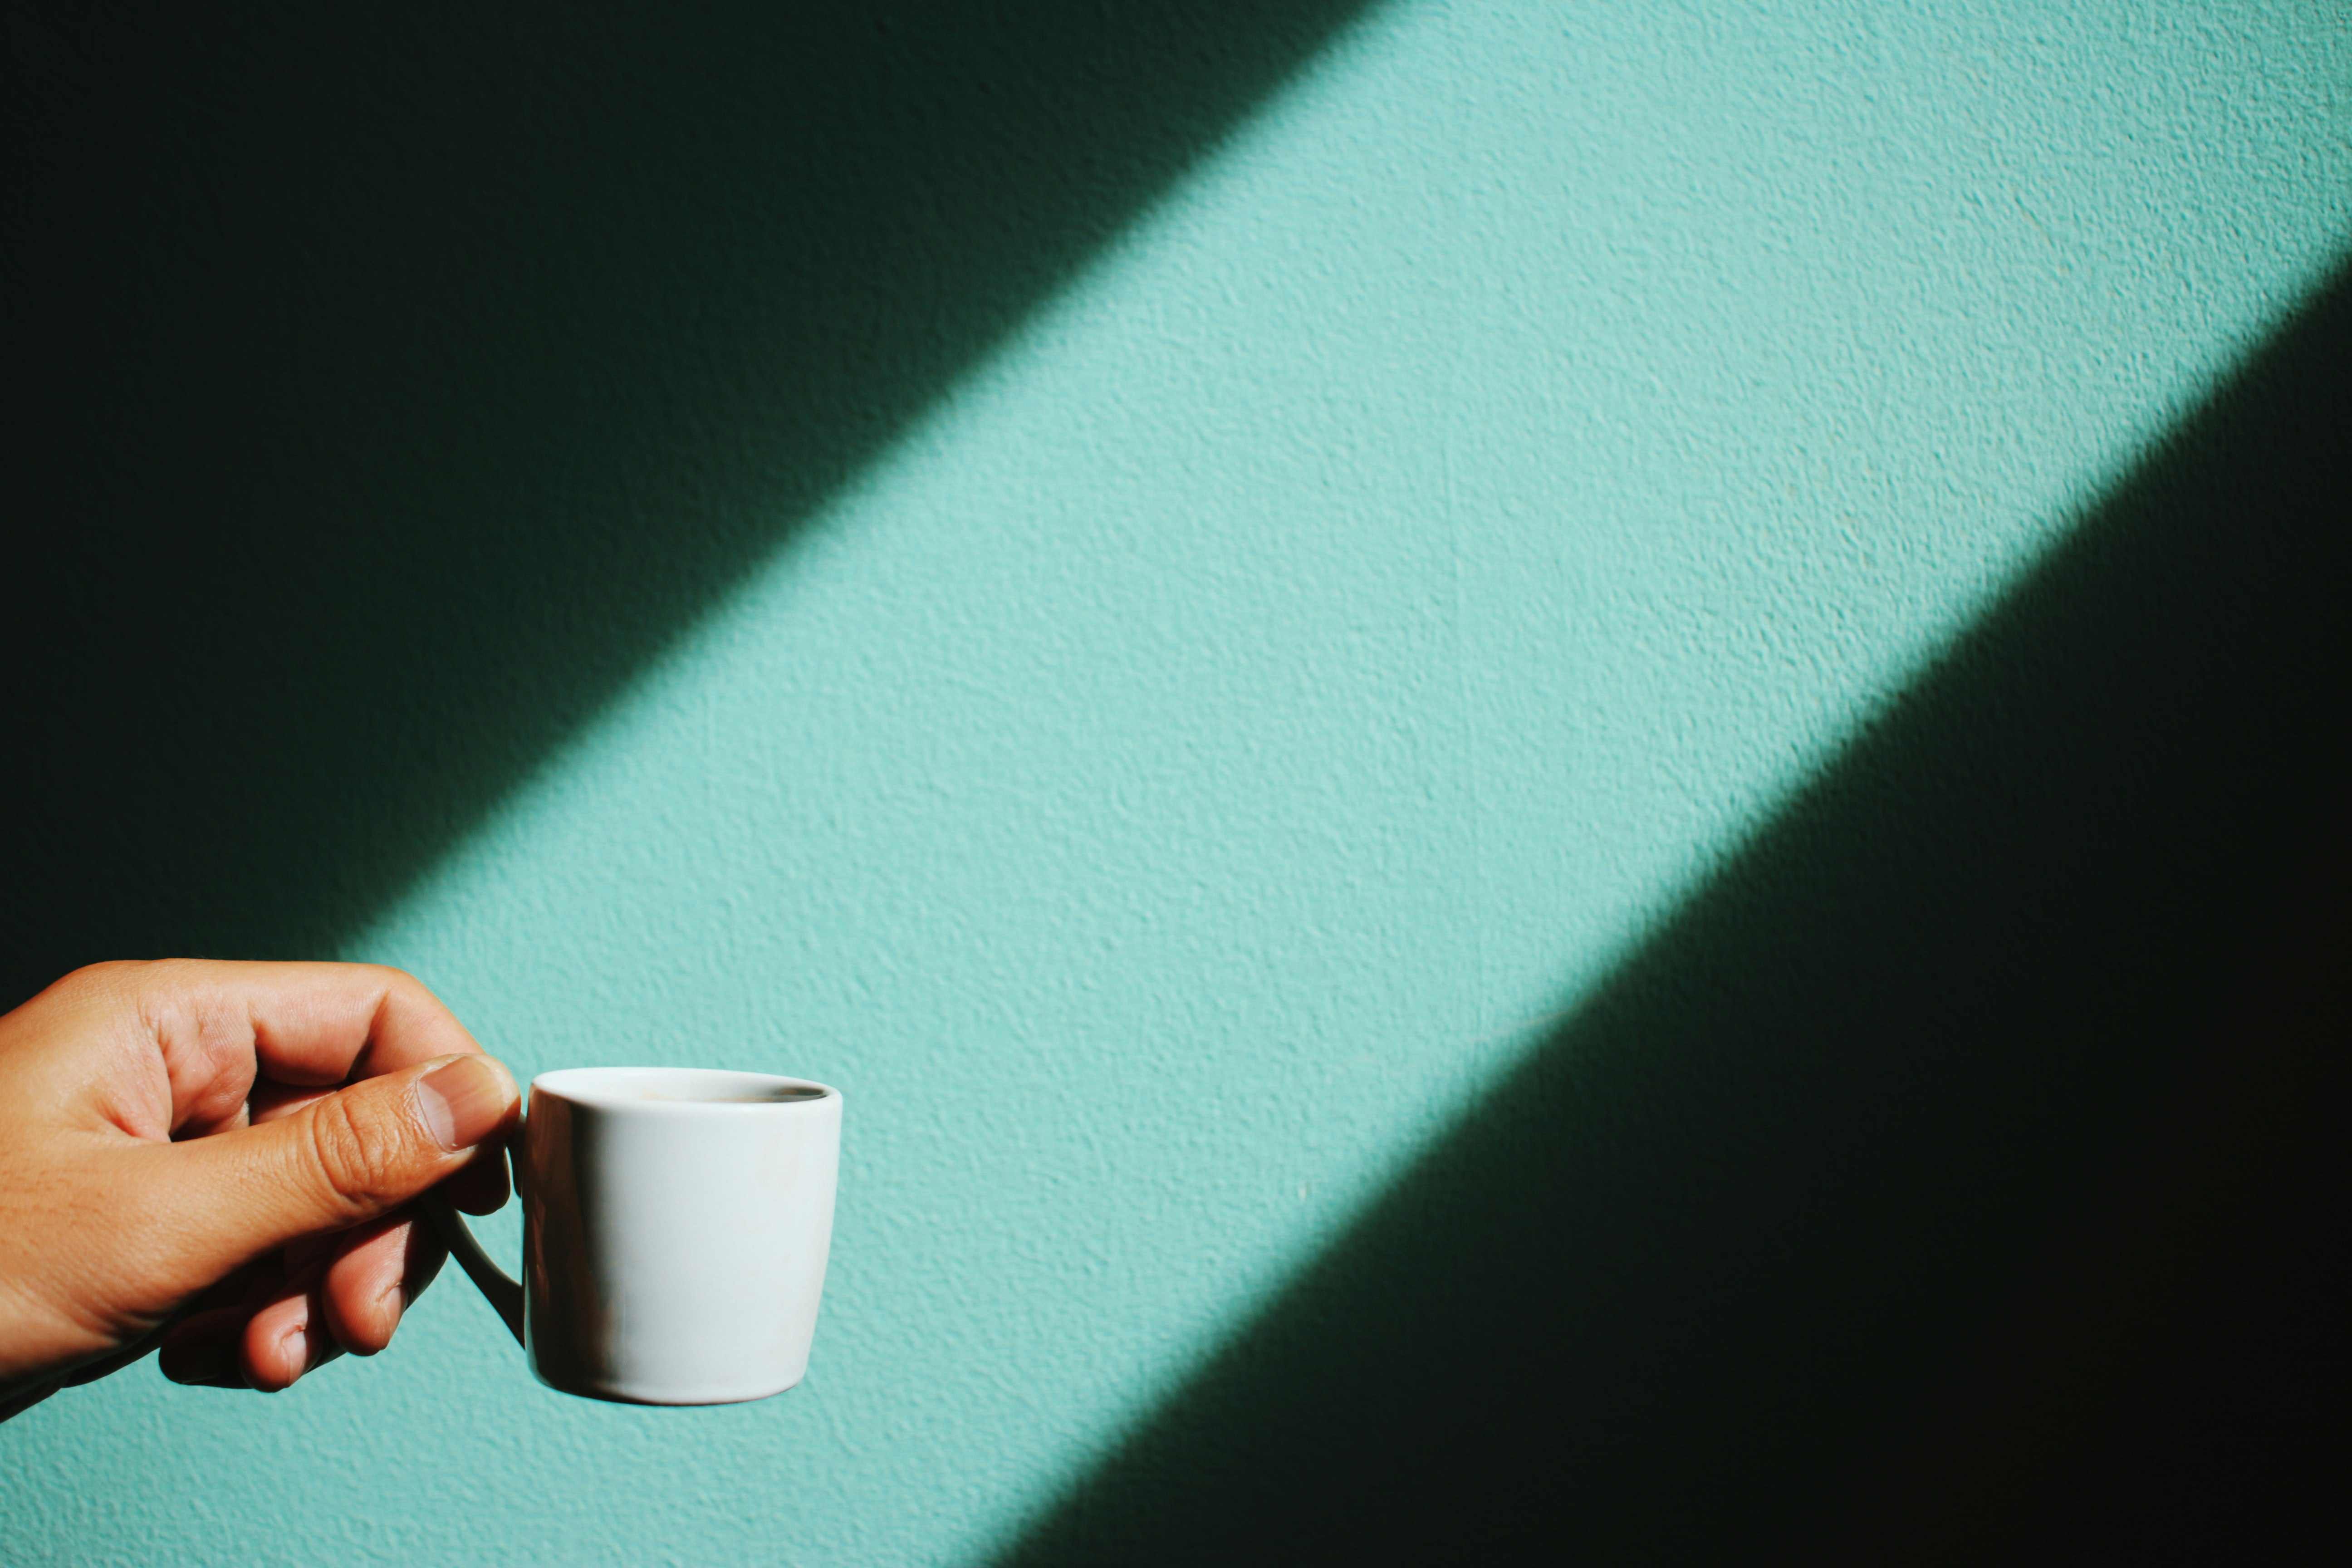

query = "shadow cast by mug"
(998, 264), (2351, 1563)
(1, 0), (1375, 1007)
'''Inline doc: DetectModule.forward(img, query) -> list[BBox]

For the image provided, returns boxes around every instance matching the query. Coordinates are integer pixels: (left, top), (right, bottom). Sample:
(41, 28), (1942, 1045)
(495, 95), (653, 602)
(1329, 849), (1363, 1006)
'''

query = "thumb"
(158, 1054), (519, 1279)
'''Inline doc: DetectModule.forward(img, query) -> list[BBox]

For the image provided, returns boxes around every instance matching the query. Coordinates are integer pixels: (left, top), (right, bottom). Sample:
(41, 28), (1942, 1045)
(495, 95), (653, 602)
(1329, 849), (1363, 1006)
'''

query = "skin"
(0, 960), (519, 1421)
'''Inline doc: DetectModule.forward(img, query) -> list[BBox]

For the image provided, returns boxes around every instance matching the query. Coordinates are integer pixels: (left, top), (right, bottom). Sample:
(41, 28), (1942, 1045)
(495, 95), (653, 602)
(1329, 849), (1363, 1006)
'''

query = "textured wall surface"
(4, 1), (2346, 1563)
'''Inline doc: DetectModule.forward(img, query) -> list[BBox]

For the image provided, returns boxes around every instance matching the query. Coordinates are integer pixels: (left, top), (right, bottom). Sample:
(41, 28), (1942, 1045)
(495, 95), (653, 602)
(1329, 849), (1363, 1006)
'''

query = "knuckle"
(362, 963), (431, 1019)
(304, 1092), (410, 1217)
(362, 963), (421, 995)
(375, 966), (452, 1026)
(56, 958), (151, 1000)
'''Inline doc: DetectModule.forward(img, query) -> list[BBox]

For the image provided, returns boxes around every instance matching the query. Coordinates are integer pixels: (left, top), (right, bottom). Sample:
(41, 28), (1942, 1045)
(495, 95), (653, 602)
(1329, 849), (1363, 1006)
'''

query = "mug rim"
(530, 1065), (838, 1112)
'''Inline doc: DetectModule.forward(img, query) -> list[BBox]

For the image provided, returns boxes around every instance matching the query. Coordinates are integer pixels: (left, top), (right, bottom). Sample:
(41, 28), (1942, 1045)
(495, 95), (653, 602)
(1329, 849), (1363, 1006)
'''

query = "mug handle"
(418, 1143), (526, 1347)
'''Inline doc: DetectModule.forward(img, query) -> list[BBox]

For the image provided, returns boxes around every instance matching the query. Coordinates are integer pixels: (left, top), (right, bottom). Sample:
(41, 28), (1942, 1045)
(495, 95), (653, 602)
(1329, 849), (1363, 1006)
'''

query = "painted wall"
(5, 1), (2345, 1563)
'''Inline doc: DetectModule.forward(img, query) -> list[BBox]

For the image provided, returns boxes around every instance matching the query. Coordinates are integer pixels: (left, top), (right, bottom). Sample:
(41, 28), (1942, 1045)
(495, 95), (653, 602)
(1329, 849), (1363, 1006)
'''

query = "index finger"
(46, 959), (484, 1139)
(152, 960), (481, 1083)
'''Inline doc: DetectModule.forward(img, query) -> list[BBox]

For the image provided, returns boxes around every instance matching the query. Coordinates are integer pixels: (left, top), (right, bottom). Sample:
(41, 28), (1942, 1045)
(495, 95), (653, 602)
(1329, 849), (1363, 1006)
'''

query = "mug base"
(533, 1371), (806, 1406)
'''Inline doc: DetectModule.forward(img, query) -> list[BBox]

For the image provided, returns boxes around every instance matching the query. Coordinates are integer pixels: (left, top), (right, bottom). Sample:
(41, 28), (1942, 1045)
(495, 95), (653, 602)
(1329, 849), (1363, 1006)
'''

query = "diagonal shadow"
(999, 264), (2351, 1564)
(0, 0), (1376, 1008)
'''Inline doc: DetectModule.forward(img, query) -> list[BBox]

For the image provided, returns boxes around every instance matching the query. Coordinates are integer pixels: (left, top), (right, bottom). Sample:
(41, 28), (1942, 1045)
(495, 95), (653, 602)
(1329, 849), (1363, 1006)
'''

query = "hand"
(0, 960), (518, 1420)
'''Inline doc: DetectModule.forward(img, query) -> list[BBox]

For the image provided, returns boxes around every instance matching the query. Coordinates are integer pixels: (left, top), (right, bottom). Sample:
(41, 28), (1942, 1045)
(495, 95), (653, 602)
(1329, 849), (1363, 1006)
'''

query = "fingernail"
(414, 1056), (511, 1152)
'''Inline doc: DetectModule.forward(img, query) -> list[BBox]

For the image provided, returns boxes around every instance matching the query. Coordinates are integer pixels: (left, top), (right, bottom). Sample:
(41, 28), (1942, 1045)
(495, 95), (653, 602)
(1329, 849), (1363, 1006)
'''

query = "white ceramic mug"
(421, 1066), (842, 1406)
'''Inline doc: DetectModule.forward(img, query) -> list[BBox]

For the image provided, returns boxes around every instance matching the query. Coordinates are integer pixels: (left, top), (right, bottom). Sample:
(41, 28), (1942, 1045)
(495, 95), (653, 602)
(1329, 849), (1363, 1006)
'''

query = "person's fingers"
(155, 1255), (287, 1387)
(250, 1068), (512, 1210)
(36, 960), (486, 1140)
(318, 1210), (446, 1357)
(247, 1081), (336, 1124)
(142, 1053), (518, 1292)
(170, 1092), (249, 1142)
(169, 960), (482, 1082)
(151, 1213), (449, 1392)
(441, 1143), (513, 1215)
(240, 1264), (344, 1392)
(157, 1305), (254, 1387)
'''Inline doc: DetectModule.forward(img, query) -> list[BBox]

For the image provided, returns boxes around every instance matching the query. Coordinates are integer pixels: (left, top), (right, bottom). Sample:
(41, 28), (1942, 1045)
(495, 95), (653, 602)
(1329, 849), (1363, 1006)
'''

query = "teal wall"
(5, 1), (2346, 1563)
